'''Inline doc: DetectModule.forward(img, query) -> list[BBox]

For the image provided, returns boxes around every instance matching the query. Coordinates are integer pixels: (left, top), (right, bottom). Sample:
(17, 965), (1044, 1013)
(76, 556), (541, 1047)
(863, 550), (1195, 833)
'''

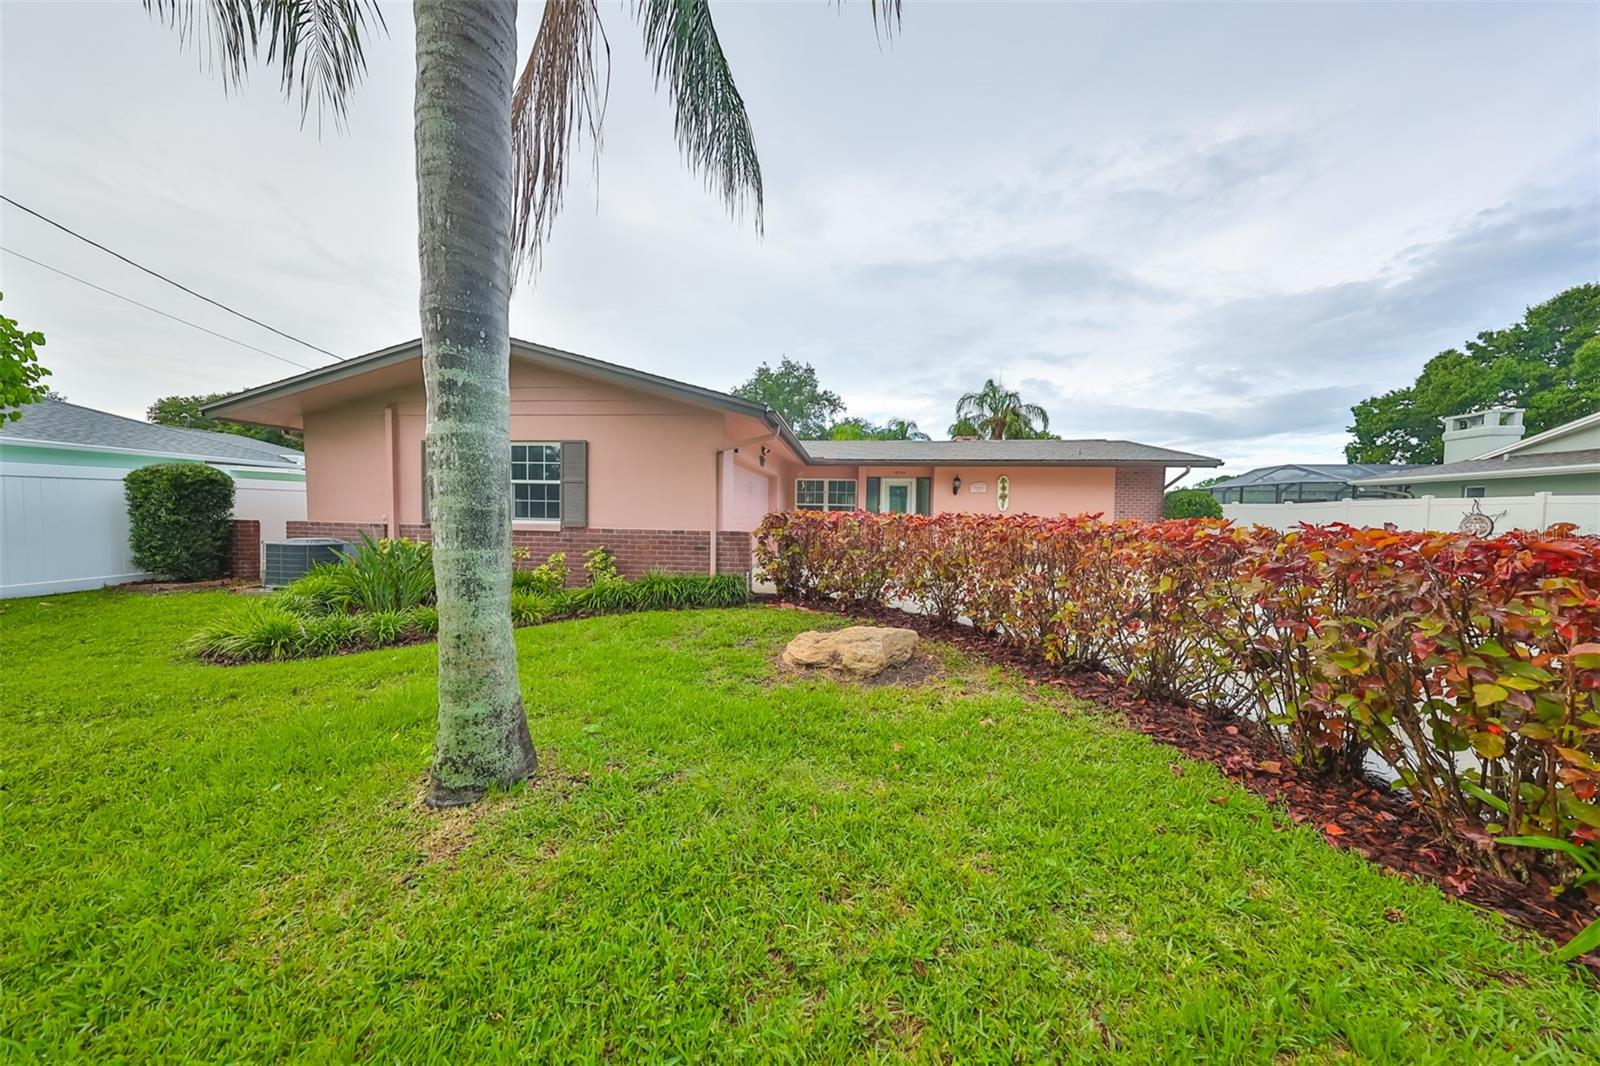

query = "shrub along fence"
(756, 511), (1600, 951)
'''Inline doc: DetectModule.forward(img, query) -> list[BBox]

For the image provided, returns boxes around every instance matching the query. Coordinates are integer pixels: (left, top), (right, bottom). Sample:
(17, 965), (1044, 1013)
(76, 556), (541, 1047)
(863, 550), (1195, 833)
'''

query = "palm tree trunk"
(414, 0), (536, 807)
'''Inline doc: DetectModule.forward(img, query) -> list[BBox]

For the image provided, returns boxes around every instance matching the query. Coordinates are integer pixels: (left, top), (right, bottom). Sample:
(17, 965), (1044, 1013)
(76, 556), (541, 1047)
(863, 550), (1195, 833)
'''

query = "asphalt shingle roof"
(1206, 463), (1427, 489)
(798, 438), (1221, 466)
(0, 400), (304, 467)
(1349, 449), (1600, 484)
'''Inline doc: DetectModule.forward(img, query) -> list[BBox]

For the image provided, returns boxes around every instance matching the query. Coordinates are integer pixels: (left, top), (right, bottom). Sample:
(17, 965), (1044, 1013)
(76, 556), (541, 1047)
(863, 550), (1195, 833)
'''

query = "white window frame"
(796, 477), (857, 512)
(1464, 485), (1487, 498)
(512, 441), (562, 522)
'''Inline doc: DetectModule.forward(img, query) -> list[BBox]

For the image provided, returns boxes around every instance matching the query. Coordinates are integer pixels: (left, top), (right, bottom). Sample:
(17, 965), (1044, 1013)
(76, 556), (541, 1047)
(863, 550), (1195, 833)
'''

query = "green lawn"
(2, 590), (1595, 1063)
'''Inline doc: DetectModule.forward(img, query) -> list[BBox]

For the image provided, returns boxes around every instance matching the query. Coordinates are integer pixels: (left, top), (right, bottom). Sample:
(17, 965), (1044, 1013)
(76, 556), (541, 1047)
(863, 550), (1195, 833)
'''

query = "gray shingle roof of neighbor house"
(1348, 449), (1600, 485)
(0, 399), (305, 467)
(1205, 463), (1428, 490)
(801, 439), (1223, 466)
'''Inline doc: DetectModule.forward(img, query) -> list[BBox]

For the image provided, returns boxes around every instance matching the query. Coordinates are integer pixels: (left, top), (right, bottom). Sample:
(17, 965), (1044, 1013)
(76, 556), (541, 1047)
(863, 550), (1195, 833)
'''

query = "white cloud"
(1, 1), (1594, 475)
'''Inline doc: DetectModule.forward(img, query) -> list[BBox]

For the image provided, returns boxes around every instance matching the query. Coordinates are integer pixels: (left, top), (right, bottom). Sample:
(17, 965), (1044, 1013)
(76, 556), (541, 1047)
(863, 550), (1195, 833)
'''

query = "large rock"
(783, 626), (919, 677)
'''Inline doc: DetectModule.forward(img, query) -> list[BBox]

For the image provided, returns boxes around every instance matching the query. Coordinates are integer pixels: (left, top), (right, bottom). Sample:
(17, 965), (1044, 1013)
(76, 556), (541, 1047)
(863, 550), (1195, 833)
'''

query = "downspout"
(1163, 466), (1192, 490)
(711, 448), (724, 576)
(384, 402), (400, 537)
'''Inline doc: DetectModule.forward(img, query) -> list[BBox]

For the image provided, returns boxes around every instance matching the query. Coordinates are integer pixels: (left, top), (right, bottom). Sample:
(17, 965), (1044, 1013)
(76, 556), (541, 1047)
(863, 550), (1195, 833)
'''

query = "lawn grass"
(2, 588), (1596, 1062)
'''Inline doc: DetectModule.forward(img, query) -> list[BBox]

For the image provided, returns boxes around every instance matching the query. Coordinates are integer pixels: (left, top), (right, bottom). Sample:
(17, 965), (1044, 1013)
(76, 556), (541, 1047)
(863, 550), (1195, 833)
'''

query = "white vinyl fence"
(1223, 492), (1599, 536)
(0, 459), (305, 599)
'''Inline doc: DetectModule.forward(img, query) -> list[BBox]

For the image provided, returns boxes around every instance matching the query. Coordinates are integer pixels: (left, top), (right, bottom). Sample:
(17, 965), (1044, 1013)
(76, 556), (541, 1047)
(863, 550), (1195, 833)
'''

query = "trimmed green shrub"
(1163, 488), (1223, 519)
(124, 463), (236, 580)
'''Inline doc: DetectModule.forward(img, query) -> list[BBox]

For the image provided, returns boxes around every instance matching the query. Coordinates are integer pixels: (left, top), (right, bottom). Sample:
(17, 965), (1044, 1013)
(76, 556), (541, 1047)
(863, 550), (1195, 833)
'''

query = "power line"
(0, 194), (343, 363)
(1, 246), (318, 372)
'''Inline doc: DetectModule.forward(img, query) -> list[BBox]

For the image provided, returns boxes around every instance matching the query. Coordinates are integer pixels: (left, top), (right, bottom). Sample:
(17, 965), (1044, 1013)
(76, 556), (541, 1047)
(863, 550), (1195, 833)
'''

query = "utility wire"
(1, 246), (318, 372)
(0, 194), (343, 363)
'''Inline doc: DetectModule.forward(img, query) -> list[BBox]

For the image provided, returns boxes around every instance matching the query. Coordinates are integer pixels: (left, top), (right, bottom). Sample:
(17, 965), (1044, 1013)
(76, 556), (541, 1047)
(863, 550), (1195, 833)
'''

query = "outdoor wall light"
(952, 474), (962, 495)
(759, 446), (769, 468)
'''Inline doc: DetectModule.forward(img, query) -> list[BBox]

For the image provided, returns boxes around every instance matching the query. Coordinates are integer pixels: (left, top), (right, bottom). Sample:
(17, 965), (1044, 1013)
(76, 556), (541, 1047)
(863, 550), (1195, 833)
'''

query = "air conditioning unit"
(263, 538), (350, 588)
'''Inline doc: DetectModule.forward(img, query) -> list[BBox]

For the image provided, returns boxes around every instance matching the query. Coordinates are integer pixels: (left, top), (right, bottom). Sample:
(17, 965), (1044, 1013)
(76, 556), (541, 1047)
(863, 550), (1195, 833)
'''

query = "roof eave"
(199, 338), (813, 459)
(1351, 462), (1600, 486)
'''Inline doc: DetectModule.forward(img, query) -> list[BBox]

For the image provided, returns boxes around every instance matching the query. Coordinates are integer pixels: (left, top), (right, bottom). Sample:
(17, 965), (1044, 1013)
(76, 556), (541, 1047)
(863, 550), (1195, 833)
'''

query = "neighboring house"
(1205, 464), (1422, 504)
(0, 400), (307, 598)
(202, 338), (1222, 577)
(1349, 407), (1600, 499)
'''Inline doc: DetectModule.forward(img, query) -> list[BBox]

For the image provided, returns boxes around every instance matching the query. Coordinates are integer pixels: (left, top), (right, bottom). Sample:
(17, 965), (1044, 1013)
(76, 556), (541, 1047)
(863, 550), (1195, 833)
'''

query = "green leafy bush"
(584, 545), (621, 585)
(512, 551), (568, 595)
(1163, 488), (1223, 519)
(124, 463), (236, 581)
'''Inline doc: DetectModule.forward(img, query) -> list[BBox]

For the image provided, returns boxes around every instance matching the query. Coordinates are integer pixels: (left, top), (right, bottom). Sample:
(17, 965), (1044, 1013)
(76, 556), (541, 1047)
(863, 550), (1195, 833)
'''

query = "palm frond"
(511, 0), (611, 279)
(864, 0), (904, 38)
(143, 0), (385, 127)
(635, 0), (763, 232)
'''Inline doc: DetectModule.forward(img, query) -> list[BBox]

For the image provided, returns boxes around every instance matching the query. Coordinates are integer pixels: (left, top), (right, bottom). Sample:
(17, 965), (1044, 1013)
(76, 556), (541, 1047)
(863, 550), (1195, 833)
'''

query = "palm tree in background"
(826, 416), (930, 440)
(949, 379), (1052, 440)
(147, 0), (901, 806)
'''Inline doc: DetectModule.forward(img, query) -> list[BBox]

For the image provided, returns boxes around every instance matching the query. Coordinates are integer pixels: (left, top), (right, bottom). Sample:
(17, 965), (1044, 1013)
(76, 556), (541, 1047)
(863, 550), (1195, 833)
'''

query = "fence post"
(1534, 491), (1551, 532)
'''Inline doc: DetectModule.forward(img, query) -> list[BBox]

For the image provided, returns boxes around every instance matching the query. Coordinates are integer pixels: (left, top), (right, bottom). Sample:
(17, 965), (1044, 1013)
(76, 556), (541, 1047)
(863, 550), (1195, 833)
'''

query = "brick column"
(1113, 466), (1166, 522)
(226, 520), (262, 581)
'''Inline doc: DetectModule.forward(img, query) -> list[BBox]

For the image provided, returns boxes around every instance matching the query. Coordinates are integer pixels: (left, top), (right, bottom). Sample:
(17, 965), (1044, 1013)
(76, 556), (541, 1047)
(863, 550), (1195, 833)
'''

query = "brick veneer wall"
(285, 521), (388, 542)
(1113, 466), (1166, 522)
(286, 521), (752, 580)
(225, 519), (262, 581)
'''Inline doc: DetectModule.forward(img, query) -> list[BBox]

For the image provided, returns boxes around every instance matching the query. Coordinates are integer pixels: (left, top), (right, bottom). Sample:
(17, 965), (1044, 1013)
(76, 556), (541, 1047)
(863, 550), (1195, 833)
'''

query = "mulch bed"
(763, 596), (1599, 973)
(125, 578), (254, 594)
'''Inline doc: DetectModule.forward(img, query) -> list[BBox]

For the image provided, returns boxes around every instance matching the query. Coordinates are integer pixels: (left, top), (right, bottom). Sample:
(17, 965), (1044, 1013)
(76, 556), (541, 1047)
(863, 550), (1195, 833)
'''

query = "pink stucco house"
(205, 339), (1221, 577)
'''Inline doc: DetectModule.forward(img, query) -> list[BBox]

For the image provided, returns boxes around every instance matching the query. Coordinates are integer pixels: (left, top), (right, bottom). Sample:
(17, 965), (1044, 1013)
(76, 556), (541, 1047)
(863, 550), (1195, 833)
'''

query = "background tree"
(152, 0), (900, 806)
(949, 379), (1053, 440)
(825, 416), (929, 440)
(732, 357), (845, 437)
(1346, 284), (1600, 464)
(0, 293), (50, 421)
(148, 393), (304, 450)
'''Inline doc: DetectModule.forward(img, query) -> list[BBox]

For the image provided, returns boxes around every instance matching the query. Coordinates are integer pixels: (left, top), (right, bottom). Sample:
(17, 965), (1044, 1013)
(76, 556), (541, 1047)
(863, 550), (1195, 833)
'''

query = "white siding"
(1224, 492), (1599, 536)
(1, 459), (306, 599)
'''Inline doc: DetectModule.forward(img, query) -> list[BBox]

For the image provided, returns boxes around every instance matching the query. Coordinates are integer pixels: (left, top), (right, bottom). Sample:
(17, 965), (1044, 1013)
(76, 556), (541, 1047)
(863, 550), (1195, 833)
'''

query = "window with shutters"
(512, 442), (561, 521)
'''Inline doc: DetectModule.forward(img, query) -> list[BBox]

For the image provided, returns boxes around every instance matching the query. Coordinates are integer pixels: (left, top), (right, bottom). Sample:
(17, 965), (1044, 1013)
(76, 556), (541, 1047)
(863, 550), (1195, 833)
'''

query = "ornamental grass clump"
(190, 554), (749, 665)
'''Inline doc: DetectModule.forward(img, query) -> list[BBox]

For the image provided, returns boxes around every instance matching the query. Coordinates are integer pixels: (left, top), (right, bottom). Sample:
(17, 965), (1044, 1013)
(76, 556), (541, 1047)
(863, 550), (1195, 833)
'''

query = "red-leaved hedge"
(755, 511), (1600, 883)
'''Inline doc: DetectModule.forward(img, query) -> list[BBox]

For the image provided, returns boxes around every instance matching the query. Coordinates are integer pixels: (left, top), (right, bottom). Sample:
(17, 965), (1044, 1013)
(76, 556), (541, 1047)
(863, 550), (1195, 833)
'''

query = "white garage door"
(726, 463), (772, 532)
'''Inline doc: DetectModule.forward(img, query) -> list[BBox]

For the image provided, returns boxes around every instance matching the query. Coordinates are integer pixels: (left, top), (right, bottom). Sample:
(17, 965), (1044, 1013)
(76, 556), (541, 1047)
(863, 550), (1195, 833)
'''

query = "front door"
(882, 477), (915, 514)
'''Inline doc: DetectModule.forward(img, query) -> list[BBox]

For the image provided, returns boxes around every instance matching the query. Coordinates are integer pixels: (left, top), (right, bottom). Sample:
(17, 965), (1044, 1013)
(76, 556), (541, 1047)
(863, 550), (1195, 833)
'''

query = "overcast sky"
(2, 2), (1596, 475)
